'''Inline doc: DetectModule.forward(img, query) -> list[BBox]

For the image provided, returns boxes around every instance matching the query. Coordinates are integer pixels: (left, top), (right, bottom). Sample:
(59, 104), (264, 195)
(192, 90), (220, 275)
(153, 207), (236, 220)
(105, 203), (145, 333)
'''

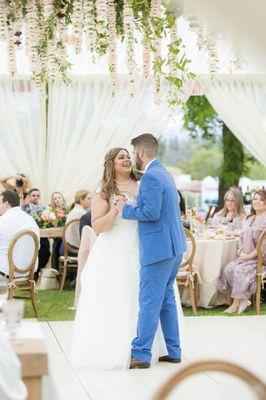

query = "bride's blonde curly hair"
(100, 147), (139, 205)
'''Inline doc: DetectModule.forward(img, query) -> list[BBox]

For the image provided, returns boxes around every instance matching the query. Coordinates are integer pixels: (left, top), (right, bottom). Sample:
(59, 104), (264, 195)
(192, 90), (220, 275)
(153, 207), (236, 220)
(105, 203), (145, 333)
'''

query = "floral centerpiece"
(31, 206), (68, 228)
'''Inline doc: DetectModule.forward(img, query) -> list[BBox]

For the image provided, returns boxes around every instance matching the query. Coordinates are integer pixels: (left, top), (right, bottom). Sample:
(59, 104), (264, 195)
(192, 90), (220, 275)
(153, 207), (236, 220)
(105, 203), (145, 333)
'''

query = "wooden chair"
(176, 228), (198, 315)
(8, 230), (39, 317)
(154, 360), (266, 400)
(254, 230), (266, 314)
(205, 205), (219, 222)
(58, 218), (80, 291)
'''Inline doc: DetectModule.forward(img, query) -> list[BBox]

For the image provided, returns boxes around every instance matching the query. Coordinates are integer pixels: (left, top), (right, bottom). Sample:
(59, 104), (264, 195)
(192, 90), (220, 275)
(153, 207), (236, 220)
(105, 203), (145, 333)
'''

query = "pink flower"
(41, 214), (48, 222)
(197, 212), (204, 222)
(56, 209), (65, 218)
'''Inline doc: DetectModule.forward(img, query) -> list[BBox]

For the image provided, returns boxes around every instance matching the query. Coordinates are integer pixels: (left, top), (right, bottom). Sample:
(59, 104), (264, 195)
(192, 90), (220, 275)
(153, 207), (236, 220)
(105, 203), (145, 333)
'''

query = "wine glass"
(0, 281), (9, 311)
(2, 299), (25, 340)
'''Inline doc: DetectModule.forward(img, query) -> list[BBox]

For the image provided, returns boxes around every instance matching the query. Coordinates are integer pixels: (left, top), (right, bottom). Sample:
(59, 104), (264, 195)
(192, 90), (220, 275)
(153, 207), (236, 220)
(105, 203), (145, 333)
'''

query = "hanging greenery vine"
(1, 0), (195, 105)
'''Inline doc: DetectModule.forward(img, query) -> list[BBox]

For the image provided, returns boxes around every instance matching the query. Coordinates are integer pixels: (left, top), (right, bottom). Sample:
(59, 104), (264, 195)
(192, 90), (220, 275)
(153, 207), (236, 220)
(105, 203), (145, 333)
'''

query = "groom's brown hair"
(131, 133), (158, 158)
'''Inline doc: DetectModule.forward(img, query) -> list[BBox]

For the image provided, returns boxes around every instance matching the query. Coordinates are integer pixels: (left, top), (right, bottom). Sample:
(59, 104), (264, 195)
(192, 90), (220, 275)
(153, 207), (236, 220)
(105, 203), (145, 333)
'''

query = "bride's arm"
(91, 193), (119, 234)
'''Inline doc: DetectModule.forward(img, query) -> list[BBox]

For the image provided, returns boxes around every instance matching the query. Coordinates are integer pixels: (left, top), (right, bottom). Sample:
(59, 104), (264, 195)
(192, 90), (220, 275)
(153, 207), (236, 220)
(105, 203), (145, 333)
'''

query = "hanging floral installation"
(1, 0), (197, 105)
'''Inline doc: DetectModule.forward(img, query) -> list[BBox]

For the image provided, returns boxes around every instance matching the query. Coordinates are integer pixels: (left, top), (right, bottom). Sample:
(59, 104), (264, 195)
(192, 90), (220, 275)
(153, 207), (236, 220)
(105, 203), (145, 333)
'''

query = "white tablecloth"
(181, 238), (239, 308)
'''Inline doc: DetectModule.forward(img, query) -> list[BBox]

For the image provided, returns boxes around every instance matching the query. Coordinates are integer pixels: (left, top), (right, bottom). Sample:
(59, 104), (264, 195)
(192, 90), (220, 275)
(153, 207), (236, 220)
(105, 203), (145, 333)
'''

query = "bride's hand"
(117, 197), (127, 211)
(110, 198), (120, 215)
(113, 195), (127, 212)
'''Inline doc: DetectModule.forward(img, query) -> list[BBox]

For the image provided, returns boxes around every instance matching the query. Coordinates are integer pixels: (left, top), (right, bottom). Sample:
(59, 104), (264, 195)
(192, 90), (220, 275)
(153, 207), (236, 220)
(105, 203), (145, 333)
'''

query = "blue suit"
(122, 160), (187, 362)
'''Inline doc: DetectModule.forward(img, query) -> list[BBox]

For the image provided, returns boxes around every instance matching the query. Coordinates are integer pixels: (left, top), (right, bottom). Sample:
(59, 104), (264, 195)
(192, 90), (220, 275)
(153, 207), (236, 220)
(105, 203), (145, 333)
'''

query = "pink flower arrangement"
(56, 209), (66, 218)
(197, 212), (204, 222)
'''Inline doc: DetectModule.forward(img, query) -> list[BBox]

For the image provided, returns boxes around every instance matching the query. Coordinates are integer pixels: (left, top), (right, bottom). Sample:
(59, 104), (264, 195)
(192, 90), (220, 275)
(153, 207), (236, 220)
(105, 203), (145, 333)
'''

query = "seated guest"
(213, 188), (246, 231)
(177, 189), (190, 229)
(22, 191), (30, 206)
(51, 191), (68, 211)
(0, 173), (30, 206)
(50, 191), (69, 270)
(22, 188), (43, 213)
(0, 190), (40, 281)
(60, 190), (91, 255)
(22, 188), (50, 279)
(79, 210), (92, 238)
(217, 190), (266, 313)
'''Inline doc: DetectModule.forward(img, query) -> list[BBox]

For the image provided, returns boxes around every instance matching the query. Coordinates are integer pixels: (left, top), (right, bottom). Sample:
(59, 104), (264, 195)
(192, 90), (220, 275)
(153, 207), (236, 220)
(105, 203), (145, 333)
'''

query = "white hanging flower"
(7, 27), (17, 75)
(206, 33), (219, 76)
(107, 0), (117, 94)
(168, 20), (178, 103)
(96, 0), (108, 51)
(84, 0), (97, 52)
(43, 0), (53, 19)
(46, 37), (58, 81)
(0, 3), (7, 41)
(143, 39), (151, 79)
(150, 0), (162, 104)
(71, 0), (84, 54)
(124, 0), (136, 96)
(231, 49), (244, 71)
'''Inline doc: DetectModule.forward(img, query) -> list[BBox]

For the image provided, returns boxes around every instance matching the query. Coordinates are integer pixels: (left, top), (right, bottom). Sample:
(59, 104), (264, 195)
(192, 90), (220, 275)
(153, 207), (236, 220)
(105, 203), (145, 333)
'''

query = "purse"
(36, 268), (59, 290)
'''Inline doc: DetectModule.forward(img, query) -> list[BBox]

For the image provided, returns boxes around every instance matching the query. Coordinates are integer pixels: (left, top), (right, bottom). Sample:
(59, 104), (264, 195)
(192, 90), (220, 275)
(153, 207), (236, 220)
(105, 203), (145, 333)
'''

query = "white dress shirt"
(0, 207), (40, 276)
(65, 204), (87, 248)
(144, 159), (157, 173)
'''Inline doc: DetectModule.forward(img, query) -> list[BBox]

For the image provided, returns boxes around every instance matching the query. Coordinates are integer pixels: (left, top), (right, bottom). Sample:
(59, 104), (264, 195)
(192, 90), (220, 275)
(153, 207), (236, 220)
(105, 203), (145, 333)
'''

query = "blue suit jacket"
(122, 160), (187, 266)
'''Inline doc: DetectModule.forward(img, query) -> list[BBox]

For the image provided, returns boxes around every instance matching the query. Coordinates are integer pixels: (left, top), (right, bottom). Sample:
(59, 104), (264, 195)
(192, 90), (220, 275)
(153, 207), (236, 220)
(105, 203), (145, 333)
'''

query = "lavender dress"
(217, 212), (266, 300)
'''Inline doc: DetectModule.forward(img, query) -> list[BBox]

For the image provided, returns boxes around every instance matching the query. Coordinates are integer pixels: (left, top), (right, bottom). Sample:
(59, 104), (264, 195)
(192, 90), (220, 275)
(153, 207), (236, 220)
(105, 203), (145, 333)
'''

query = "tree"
(183, 96), (248, 208)
(180, 146), (222, 180)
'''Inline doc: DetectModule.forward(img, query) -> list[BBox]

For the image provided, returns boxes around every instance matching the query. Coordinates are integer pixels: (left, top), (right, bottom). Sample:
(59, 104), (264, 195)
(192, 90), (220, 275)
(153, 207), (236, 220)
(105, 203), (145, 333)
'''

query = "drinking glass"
(0, 281), (9, 310)
(2, 299), (25, 339)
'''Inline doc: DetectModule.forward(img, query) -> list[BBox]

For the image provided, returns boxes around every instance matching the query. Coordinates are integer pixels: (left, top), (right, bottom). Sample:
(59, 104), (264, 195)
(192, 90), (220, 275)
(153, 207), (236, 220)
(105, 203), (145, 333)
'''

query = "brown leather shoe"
(129, 356), (150, 369)
(159, 356), (181, 363)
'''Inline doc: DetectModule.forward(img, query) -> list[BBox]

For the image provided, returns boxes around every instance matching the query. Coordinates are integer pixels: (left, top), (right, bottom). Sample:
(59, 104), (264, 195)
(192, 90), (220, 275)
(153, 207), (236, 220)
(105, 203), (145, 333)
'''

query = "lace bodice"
(113, 192), (137, 227)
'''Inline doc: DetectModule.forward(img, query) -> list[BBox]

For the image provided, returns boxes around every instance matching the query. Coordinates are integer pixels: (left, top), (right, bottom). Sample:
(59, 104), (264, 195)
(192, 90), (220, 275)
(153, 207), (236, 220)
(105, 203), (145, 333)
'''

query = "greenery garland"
(2, 0), (194, 106)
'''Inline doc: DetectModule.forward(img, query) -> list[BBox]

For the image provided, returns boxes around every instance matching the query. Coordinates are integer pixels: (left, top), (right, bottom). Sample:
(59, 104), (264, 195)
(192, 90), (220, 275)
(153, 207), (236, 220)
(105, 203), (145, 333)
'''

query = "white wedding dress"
(70, 193), (184, 369)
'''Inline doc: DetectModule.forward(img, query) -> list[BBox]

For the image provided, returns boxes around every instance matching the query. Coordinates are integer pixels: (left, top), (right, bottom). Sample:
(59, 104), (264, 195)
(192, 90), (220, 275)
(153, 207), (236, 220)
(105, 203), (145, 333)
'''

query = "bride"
(70, 147), (184, 369)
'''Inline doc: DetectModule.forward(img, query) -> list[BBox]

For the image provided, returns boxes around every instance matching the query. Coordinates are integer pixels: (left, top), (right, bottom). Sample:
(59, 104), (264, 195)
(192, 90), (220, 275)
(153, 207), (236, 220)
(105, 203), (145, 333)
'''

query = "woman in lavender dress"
(217, 190), (266, 314)
(213, 188), (246, 231)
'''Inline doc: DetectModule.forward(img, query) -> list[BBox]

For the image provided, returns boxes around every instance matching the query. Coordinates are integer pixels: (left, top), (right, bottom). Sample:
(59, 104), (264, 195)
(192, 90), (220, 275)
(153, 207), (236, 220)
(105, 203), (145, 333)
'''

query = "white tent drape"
(0, 76), (46, 187)
(46, 76), (187, 200)
(199, 74), (266, 166)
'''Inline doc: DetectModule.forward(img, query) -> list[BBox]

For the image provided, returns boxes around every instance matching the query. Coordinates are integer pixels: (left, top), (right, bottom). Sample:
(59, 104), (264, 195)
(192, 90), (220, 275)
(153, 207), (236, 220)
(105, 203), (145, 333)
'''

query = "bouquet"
(30, 206), (68, 228)
(40, 206), (68, 228)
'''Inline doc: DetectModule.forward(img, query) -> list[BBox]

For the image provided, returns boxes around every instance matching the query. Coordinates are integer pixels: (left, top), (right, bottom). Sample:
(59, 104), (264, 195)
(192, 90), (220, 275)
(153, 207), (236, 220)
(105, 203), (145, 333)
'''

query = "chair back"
(180, 228), (196, 272)
(257, 230), (266, 275)
(154, 360), (266, 400)
(62, 218), (80, 256)
(8, 230), (39, 280)
(205, 205), (219, 222)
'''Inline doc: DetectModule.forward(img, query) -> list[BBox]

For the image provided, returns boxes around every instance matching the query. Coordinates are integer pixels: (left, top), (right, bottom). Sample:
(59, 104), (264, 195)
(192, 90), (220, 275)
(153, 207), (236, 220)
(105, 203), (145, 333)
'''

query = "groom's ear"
(138, 147), (144, 158)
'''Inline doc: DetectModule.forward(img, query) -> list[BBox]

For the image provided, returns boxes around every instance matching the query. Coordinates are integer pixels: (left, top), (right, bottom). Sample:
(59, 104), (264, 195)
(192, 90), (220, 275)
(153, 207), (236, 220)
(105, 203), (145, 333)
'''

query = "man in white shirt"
(0, 190), (40, 280)
(22, 188), (50, 278)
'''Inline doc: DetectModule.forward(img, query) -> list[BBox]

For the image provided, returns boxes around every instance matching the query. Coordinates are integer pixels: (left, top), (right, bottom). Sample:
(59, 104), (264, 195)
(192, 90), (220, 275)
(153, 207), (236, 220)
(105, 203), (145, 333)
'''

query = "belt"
(0, 271), (9, 279)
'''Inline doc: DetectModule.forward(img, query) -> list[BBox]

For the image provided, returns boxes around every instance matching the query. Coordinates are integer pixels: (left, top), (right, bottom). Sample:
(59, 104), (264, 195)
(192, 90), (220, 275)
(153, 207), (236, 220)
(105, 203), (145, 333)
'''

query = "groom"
(119, 133), (187, 369)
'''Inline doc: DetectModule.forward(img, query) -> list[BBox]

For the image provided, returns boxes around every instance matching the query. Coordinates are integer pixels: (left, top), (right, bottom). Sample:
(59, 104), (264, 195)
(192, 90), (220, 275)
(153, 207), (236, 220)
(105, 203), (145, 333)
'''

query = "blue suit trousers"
(131, 254), (182, 362)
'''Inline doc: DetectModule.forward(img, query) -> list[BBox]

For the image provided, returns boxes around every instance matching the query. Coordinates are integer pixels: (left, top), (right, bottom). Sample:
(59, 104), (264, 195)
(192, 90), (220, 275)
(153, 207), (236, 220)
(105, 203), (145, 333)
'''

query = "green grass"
(21, 289), (266, 321)
(23, 290), (76, 321)
(183, 303), (266, 317)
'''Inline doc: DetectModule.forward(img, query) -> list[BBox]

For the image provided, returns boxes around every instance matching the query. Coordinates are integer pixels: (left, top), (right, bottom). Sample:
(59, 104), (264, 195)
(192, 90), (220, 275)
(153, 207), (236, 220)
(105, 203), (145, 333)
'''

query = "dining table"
(180, 235), (239, 308)
(40, 227), (63, 238)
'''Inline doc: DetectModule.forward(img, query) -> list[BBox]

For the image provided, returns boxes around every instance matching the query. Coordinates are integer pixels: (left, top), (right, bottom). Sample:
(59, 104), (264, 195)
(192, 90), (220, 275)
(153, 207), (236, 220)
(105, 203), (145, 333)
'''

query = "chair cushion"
(177, 270), (190, 278)
(59, 256), (78, 263)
